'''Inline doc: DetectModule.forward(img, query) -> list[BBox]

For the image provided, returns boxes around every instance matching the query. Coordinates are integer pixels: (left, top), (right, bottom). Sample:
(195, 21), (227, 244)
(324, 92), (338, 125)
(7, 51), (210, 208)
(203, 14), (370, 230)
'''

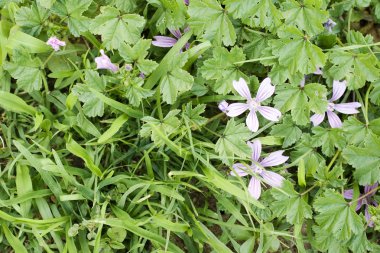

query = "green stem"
(155, 89), (163, 121)
(364, 83), (374, 125)
(301, 184), (318, 196)
(355, 90), (368, 125)
(325, 150), (341, 175)
(349, 186), (380, 206)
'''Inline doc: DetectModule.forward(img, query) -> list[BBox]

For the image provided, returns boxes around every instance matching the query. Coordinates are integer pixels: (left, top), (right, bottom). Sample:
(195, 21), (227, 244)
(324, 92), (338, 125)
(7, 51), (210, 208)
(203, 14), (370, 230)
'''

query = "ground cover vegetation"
(0, 0), (380, 252)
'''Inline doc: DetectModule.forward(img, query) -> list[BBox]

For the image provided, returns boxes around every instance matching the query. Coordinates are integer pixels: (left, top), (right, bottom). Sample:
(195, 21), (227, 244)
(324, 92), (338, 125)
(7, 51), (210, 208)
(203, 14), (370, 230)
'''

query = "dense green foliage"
(0, 0), (380, 252)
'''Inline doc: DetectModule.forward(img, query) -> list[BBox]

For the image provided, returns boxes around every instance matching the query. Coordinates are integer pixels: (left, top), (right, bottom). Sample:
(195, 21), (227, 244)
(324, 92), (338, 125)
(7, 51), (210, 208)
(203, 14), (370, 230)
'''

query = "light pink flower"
(218, 100), (229, 113)
(95, 50), (119, 72)
(226, 78), (281, 132)
(231, 140), (288, 199)
(46, 36), (66, 51)
(344, 183), (378, 227)
(152, 29), (190, 51)
(310, 80), (361, 128)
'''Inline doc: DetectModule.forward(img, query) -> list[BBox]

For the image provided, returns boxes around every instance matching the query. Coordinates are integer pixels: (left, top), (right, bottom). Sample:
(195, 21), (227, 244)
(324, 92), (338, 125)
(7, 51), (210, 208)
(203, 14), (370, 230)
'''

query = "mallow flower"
(310, 80), (361, 128)
(95, 50), (119, 72)
(46, 36), (66, 51)
(152, 29), (190, 50)
(344, 183), (378, 227)
(231, 139), (288, 199)
(226, 78), (281, 132)
(218, 100), (229, 113)
(324, 19), (336, 32)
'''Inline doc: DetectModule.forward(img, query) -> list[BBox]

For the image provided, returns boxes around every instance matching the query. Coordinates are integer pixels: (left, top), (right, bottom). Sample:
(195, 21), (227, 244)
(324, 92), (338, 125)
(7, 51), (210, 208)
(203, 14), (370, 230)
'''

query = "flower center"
(327, 102), (335, 112)
(252, 165), (263, 174)
(248, 99), (260, 111)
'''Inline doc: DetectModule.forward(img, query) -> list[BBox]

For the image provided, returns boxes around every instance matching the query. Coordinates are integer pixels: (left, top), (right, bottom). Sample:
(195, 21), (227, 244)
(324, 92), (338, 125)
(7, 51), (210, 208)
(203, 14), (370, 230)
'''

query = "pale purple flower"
(226, 78), (281, 132)
(310, 80), (361, 128)
(344, 183), (378, 227)
(139, 72), (145, 79)
(46, 36), (66, 51)
(324, 19), (336, 32)
(184, 0), (189, 6)
(218, 100), (229, 113)
(125, 64), (132, 71)
(95, 50), (119, 72)
(152, 29), (190, 50)
(231, 140), (288, 199)
(314, 67), (323, 75)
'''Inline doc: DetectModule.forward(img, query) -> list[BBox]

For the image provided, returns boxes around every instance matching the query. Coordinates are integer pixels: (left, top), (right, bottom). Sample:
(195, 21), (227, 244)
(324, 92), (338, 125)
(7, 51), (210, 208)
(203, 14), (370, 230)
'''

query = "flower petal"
(226, 103), (248, 117)
(365, 206), (374, 227)
(300, 77), (306, 88)
(95, 50), (119, 72)
(334, 102), (361, 114)
(343, 189), (353, 199)
(247, 139), (261, 162)
(257, 106), (281, 122)
(248, 177), (261, 199)
(314, 68), (323, 75)
(218, 100), (229, 112)
(152, 36), (177, 47)
(330, 80), (346, 102)
(327, 111), (342, 128)
(364, 183), (378, 196)
(246, 110), (259, 132)
(233, 78), (251, 99)
(255, 77), (275, 102)
(260, 170), (285, 188)
(310, 113), (325, 126)
(260, 151), (288, 167)
(230, 163), (250, 177)
(169, 29), (182, 39)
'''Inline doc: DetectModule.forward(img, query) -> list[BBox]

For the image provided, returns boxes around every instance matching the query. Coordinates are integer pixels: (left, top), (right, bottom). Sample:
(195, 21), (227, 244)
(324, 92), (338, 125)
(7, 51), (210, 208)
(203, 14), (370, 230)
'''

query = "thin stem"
(349, 186), (380, 206)
(155, 89), (163, 121)
(364, 83), (374, 125)
(301, 184), (318, 196)
(355, 90), (368, 125)
(325, 150), (341, 175)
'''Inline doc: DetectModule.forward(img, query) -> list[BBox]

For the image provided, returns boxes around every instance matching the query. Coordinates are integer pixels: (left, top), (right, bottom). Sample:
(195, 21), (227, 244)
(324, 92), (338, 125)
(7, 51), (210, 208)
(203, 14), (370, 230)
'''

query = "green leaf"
(113, 0), (138, 12)
(98, 114), (128, 144)
(66, 137), (103, 177)
(273, 82), (327, 125)
(2, 224), (28, 253)
(0, 91), (37, 115)
(6, 27), (51, 53)
(342, 133), (380, 185)
(15, 2), (50, 36)
(282, 0), (328, 36)
(51, 0), (92, 36)
(125, 78), (154, 107)
(270, 116), (302, 148)
(342, 117), (370, 145)
(140, 110), (181, 146)
(160, 67), (193, 104)
(4, 48), (44, 92)
(72, 70), (106, 117)
(119, 39), (158, 74)
(314, 189), (363, 240)
(182, 102), (207, 130)
(188, 0), (236, 46)
(225, 0), (282, 31)
(270, 26), (327, 75)
(200, 46), (246, 94)
(312, 127), (346, 157)
(107, 227), (127, 242)
(328, 50), (380, 90)
(271, 181), (312, 224)
(215, 119), (251, 165)
(91, 6), (145, 49)
(154, 0), (187, 33)
(369, 80), (380, 106)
